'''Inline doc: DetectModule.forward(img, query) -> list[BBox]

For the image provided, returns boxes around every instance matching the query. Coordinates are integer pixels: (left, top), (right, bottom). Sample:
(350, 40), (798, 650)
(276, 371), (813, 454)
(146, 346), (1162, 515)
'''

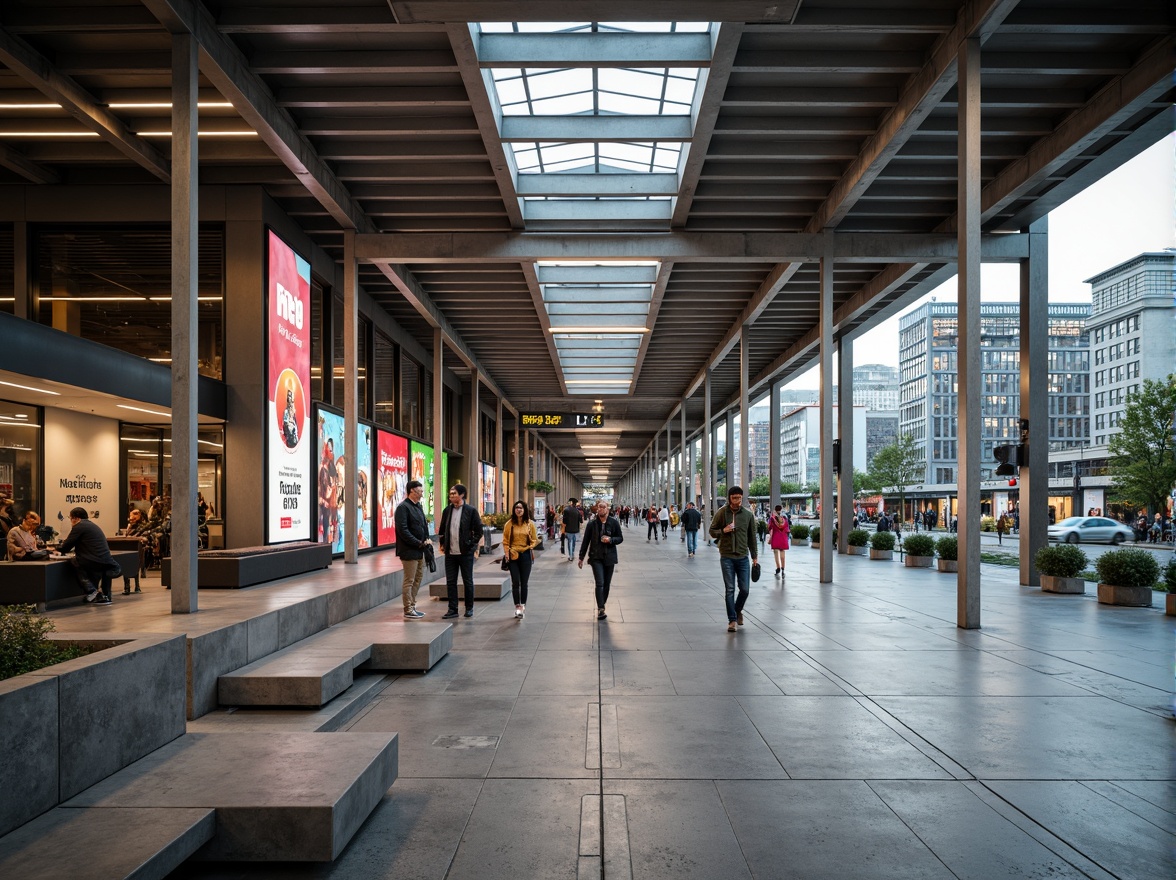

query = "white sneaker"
(520, 605), (526, 619)
(514, 605), (523, 618)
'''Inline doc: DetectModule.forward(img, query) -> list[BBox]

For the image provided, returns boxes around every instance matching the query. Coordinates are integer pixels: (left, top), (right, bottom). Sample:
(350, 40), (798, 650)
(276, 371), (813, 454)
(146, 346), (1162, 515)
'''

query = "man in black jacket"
(394, 479), (431, 619)
(438, 483), (483, 619)
(56, 506), (118, 604)
(679, 501), (703, 557)
(578, 499), (624, 620)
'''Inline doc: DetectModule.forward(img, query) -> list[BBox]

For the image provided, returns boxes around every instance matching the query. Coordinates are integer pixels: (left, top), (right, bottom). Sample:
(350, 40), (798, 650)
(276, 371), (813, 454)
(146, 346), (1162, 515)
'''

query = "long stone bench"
(161, 541), (332, 588)
(428, 565), (512, 600)
(218, 609), (452, 708)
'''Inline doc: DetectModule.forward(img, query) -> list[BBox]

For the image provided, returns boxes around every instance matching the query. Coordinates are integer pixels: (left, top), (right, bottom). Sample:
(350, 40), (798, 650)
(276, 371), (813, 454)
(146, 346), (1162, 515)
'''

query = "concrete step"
(428, 573), (511, 600)
(65, 732), (397, 862)
(0, 806), (214, 880)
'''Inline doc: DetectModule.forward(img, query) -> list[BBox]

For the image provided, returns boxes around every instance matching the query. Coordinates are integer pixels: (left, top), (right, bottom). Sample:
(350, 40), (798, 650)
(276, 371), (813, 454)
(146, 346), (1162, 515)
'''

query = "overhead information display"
(520, 413), (605, 428)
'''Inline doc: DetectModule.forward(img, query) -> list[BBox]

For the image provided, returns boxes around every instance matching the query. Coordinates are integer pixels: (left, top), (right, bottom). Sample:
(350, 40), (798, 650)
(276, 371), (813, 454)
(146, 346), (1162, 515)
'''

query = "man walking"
(680, 501), (702, 557)
(439, 484), (483, 619)
(709, 486), (758, 633)
(658, 503), (670, 538)
(394, 479), (430, 618)
(562, 497), (583, 562)
(56, 506), (118, 604)
(578, 499), (624, 620)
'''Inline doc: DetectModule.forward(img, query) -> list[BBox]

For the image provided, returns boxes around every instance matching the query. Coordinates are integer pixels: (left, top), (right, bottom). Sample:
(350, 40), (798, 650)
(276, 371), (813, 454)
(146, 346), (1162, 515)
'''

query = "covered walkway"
(148, 529), (1173, 880)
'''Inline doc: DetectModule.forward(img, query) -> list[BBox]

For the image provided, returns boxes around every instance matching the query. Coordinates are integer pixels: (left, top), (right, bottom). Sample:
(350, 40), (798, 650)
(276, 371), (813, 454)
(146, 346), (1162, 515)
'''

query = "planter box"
(937, 559), (958, 573)
(869, 549), (893, 560)
(1096, 583), (1152, 607)
(1041, 574), (1085, 594)
(1167, 593), (1175, 616)
(904, 555), (934, 568)
(846, 545), (868, 555)
(791, 538), (808, 547)
(810, 542), (820, 549)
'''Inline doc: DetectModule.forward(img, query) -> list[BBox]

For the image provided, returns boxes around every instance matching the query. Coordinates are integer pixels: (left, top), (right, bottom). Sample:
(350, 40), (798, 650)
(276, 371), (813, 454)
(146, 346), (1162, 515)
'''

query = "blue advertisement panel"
(314, 406), (373, 554)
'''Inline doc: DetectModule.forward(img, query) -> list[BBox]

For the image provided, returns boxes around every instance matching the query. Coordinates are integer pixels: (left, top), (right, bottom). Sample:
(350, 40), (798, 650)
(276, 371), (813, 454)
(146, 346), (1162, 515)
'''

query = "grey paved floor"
(172, 528), (1173, 880)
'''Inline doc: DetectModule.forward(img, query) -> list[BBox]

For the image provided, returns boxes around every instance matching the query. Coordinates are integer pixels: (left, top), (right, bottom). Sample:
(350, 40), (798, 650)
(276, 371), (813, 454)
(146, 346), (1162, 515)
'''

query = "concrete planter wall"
(846, 545), (868, 555)
(869, 549), (893, 560)
(905, 555), (934, 568)
(0, 633), (186, 837)
(1166, 593), (1175, 616)
(1041, 574), (1085, 594)
(937, 559), (958, 572)
(1096, 583), (1153, 606)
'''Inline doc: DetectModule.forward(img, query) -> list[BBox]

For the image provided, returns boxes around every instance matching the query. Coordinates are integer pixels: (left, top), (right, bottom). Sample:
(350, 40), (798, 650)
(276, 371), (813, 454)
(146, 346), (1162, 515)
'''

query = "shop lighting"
(0, 444), (32, 450)
(135, 130), (258, 137)
(107, 102), (233, 109)
(117, 404), (171, 417)
(0, 131), (99, 137)
(0, 413), (29, 419)
(0, 379), (59, 395)
(39, 296), (143, 302)
(0, 103), (61, 109)
(145, 297), (224, 302)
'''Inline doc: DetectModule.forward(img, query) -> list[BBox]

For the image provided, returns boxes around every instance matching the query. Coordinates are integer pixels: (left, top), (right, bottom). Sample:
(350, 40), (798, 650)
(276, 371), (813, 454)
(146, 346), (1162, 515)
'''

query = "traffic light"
(994, 444), (1022, 477)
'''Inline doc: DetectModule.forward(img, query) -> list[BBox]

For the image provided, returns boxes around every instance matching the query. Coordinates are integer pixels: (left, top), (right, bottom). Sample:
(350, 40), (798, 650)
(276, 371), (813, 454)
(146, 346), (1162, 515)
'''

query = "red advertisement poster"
(376, 430), (409, 546)
(266, 230), (312, 543)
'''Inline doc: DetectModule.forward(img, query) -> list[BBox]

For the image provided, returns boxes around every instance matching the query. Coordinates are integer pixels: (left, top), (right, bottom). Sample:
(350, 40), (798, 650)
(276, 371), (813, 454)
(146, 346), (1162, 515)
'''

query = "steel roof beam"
(518, 173), (678, 197)
(476, 32), (713, 67)
(500, 116), (692, 143)
(389, 3), (798, 24)
(0, 142), (59, 184)
(0, 25), (170, 182)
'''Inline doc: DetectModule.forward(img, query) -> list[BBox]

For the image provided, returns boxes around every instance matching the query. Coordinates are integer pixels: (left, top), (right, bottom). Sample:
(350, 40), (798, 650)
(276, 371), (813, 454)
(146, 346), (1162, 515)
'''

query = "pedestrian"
(562, 497), (583, 562)
(768, 505), (790, 577)
(996, 512), (1009, 545)
(503, 500), (540, 619)
(658, 503), (670, 538)
(579, 499), (624, 620)
(438, 484), (483, 619)
(709, 486), (758, 633)
(646, 503), (659, 542)
(680, 501), (702, 557)
(7, 509), (47, 561)
(55, 506), (119, 604)
(394, 479), (430, 619)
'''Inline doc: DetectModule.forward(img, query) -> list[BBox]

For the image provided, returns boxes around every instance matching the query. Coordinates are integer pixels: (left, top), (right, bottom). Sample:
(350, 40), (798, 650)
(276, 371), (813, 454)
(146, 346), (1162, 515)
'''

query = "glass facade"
(0, 399), (41, 520)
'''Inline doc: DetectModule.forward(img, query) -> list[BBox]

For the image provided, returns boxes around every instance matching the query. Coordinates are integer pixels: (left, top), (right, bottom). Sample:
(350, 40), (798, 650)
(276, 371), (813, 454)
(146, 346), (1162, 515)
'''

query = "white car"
(1047, 516), (1135, 545)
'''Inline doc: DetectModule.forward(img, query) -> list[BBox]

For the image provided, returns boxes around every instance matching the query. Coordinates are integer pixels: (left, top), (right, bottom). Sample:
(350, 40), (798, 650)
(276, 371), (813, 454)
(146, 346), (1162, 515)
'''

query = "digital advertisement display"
(355, 423), (373, 550)
(410, 441), (435, 526)
(316, 408), (346, 553)
(376, 430), (409, 546)
(481, 462), (496, 513)
(266, 230), (312, 543)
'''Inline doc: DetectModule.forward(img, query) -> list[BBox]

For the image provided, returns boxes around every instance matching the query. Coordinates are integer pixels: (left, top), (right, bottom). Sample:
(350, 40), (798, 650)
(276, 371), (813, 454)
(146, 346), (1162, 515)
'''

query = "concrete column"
(432, 331), (444, 533)
(818, 252), (834, 583)
(769, 381), (781, 513)
(170, 33), (198, 614)
(703, 369), (713, 515)
(837, 336), (854, 555)
(739, 325), (750, 489)
(513, 417), (520, 506)
(495, 399), (504, 514)
(1020, 217), (1049, 586)
(956, 36), (982, 629)
(664, 422), (672, 508)
(468, 370), (480, 492)
(680, 404), (688, 506)
(725, 411), (735, 493)
(342, 231), (358, 565)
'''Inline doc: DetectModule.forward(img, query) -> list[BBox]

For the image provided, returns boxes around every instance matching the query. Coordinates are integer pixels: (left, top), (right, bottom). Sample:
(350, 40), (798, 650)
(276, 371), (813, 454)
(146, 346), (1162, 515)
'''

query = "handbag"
(751, 560), (761, 582)
(500, 554), (510, 571)
(422, 541), (436, 573)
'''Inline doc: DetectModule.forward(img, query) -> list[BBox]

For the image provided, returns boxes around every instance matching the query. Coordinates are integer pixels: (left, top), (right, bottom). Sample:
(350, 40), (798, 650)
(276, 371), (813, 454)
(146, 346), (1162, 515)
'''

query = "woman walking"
(504, 500), (540, 619)
(768, 505), (791, 577)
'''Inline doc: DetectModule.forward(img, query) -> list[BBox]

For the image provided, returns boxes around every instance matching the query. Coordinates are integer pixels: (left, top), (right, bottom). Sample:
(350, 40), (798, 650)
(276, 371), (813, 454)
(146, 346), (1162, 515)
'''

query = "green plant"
(1094, 548), (1161, 589)
(1033, 544), (1087, 578)
(902, 534), (935, 556)
(525, 480), (555, 494)
(756, 518), (768, 541)
(482, 512), (510, 529)
(980, 516), (995, 532)
(870, 531), (895, 551)
(846, 528), (870, 547)
(790, 523), (810, 540)
(810, 526), (819, 544)
(935, 536), (958, 561)
(0, 605), (88, 681)
(1160, 557), (1176, 593)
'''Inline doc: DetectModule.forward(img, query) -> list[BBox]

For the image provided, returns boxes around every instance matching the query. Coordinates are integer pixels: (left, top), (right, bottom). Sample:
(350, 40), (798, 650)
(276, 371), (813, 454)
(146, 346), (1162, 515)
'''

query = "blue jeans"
(720, 555), (750, 622)
(566, 533), (578, 559)
(685, 530), (698, 554)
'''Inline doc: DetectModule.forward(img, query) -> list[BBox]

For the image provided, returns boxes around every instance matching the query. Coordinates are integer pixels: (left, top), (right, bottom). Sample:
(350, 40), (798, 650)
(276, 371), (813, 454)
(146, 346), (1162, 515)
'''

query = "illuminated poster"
(266, 230), (312, 543)
(356, 423), (373, 550)
(315, 408), (346, 554)
(409, 441), (435, 527)
(481, 462), (496, 513)
(376, 430), (408, 546)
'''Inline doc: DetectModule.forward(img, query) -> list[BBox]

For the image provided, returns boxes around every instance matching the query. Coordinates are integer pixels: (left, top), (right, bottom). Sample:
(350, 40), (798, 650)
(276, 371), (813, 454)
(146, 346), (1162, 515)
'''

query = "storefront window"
(34, 226), (225, 378)
(121, 423), (224, 542)
(0, 399), (41, 519)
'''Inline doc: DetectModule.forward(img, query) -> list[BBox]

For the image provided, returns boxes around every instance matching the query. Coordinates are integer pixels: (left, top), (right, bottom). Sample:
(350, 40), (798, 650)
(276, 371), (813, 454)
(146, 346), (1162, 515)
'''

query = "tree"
(747, 475), (771, 497)
(867, 433), (922, 522)
(1107, 375), (1176, 519)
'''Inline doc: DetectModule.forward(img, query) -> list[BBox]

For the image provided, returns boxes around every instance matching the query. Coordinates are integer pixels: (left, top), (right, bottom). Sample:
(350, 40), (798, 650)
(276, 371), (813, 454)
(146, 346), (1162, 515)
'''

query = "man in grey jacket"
(708, 486), (758, 633)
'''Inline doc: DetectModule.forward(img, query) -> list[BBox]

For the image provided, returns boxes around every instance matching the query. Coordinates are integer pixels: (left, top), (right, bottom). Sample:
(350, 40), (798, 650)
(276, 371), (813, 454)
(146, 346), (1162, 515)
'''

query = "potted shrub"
(810, 525), (819, 548)
(790, 522), (810, 545)
(935, 536), (958, 572)
(1033, 544), (1087, 594)
(1163, 557), (1175, 616)
(869, 530), (895, 560)
(846, 528), (870, 555)
(1094, 548), (1159, 606)
(902, 534), (935, 567)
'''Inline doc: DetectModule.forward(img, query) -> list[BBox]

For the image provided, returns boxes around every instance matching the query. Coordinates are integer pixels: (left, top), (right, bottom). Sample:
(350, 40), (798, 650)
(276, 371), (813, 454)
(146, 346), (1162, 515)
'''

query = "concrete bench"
(428, 568), (512, 600)
(63, 731), (397, 862)
(219, 614), (452, 708)
(0, 551), (140, 607)
(161, 541), (332, 588)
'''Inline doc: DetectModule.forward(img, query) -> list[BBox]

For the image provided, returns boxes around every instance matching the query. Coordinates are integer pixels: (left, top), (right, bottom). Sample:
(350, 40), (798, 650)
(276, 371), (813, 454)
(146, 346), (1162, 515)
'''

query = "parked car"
(1047, 516), (1135, 545)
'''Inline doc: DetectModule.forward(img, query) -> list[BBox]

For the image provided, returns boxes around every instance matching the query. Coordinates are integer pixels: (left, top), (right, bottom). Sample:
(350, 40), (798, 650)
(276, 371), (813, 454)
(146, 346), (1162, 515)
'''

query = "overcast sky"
(786, 131), (1175, 389)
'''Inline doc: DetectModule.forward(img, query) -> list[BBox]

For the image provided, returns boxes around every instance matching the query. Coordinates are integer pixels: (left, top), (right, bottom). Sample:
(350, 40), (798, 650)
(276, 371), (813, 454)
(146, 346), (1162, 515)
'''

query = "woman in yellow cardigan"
(503, 500), (540, 619)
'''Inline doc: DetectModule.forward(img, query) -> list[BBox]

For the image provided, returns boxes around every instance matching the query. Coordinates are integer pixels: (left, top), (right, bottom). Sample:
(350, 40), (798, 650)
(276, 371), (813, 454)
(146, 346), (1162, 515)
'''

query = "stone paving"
(132, 528), (1172, 878)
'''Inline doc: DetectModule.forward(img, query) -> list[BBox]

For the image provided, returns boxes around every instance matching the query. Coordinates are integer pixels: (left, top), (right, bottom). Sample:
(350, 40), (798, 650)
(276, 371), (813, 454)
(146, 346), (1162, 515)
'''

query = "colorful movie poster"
(266, 230), (312, 543)
(409, 441), (435, 527)
(376, 430), (408, 546)
(481, 462), (496, 513)
(356, 423), (373, 550)
(315, 408), (346, 554)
